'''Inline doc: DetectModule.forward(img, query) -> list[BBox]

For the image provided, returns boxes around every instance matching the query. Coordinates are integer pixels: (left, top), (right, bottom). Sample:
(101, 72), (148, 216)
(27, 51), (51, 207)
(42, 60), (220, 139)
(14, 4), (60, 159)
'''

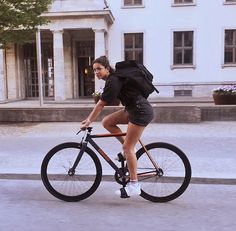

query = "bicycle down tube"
(73, 129), (127, 177)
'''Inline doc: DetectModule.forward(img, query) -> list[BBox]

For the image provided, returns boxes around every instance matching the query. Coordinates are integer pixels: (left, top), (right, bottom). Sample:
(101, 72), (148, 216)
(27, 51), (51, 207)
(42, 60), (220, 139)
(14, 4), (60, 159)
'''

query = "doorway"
(23, 42), (54, 99)
(77, 41), (94, 97)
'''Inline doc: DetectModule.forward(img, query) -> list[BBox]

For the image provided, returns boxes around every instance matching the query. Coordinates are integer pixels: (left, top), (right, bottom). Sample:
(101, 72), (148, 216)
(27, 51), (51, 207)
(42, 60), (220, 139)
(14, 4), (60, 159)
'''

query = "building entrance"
(23, 42), (54, 99)
(77, 41), (94, 97)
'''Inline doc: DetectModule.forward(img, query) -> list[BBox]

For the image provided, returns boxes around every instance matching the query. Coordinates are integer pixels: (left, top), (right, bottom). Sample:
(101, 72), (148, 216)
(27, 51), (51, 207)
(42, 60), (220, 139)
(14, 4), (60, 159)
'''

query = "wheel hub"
(157, 168), (164, 177)
(68, 168), (75, 176)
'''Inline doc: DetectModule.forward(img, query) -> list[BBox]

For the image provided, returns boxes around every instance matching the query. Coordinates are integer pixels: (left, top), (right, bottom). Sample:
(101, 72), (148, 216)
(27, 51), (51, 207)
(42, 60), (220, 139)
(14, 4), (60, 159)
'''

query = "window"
(224, 0), (236, 5)
(173, 31), (194, 66)
(172, 0), (195, 6)
(174, 0), (193, 3)
(23, 42), (54, 98)
(124, 0), (142, 6)
(124, 33), (143, 64)
(224, 30), (236, 64)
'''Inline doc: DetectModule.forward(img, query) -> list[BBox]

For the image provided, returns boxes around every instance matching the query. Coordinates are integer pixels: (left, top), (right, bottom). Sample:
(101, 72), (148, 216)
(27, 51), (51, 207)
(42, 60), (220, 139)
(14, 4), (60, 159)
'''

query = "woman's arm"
(80, 99), (107, 129)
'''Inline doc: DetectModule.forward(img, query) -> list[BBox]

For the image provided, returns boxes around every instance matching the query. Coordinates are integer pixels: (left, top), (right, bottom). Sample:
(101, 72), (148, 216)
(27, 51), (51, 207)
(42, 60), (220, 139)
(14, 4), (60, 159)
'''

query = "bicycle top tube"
(77, 127), (126, 138)
(91, 132), (127, 138)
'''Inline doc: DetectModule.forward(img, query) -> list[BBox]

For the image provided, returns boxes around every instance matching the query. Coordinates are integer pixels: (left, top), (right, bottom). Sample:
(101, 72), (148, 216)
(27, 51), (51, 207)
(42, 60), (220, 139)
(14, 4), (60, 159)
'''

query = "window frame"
(223, 0), (236, 5)
(123, 32), (145, 64)
(171, 0), (196, 7)
(171, 29), (196, 70)
(222, 29), (236, 67)
(122, 0), (145, 9)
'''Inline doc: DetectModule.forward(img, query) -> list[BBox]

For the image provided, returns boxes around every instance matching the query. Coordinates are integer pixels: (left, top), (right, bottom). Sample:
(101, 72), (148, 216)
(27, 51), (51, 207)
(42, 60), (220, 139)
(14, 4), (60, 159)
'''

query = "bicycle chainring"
(114, 167), (129, 186)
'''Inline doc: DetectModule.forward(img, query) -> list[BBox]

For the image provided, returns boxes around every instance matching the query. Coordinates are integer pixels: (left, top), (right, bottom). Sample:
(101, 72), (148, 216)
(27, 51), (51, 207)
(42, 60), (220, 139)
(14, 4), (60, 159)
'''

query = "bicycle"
(41, 127), (191, 203)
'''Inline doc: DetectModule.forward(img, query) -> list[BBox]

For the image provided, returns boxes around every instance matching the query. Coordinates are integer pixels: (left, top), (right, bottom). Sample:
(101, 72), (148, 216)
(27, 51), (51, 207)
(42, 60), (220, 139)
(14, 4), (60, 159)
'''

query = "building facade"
(0, 0), (236, 102)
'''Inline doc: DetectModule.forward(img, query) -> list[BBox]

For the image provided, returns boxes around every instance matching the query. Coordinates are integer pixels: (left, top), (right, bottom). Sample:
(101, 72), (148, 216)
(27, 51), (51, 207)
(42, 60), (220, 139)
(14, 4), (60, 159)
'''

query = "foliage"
(92, 87), (103, 96)
(0, 0), (52, 48)
(212, 85), (236, 95)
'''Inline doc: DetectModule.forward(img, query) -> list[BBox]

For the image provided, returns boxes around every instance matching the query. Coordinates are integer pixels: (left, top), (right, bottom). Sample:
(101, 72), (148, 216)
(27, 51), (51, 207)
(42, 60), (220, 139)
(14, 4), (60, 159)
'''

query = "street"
(0, 121), (236, 230)
(0, 179), (236, 231)
(0, 122), (235, 178)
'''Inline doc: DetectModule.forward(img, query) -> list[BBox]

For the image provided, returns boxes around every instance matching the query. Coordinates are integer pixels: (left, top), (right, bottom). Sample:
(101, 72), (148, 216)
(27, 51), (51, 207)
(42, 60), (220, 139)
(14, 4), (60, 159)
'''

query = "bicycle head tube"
(77, 127), (93, 135)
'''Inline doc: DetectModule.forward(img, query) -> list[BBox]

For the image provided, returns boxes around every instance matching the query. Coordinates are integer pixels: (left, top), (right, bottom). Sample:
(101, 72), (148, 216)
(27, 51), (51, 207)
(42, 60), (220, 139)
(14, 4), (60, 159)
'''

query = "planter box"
(213, 94), (236, 105)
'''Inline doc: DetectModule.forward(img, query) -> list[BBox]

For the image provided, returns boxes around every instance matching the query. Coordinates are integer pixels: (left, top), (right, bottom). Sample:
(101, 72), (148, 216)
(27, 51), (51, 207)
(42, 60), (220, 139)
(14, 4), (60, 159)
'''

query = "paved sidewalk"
(0, 121), (236, 183)
(0, 97), (214, 108)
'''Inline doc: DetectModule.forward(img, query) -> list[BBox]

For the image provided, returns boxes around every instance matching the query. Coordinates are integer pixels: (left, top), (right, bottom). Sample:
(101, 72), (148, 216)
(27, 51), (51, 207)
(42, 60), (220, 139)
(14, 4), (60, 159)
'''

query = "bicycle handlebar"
(76, 127), (93, 135)
(76, 130), (82, 135)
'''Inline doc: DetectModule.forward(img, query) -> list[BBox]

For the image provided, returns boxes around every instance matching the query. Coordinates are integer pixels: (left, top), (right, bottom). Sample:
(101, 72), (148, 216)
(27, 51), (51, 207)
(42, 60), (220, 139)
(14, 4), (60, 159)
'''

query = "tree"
(0, 0), (52, 48)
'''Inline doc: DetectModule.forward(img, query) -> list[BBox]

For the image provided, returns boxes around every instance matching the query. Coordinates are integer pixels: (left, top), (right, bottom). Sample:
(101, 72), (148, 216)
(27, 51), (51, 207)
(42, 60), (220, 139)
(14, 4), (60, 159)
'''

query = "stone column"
(52, 29), (66, 101)
(0, 49), (6, 102)
(93, 29), (106, 92)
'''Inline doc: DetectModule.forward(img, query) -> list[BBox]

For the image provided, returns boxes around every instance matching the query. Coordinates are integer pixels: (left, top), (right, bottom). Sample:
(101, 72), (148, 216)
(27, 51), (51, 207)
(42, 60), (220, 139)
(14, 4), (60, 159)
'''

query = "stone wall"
(0, 105), (235, 123)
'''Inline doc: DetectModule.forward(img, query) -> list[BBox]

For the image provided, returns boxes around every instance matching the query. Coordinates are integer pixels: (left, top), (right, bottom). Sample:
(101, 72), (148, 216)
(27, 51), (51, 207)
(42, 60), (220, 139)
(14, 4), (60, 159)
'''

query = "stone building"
(0, 0), (236, 103)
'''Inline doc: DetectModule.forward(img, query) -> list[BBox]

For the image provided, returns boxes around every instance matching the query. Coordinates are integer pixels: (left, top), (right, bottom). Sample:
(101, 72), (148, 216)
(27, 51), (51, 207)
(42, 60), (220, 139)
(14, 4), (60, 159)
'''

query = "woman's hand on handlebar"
(80, 118), (91, 130)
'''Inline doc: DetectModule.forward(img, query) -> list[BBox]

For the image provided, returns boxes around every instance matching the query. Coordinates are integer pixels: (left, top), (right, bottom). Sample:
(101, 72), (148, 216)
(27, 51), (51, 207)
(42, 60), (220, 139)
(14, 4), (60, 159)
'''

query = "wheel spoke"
(41, 143), (102, 202)
(137, 143), (191, 202)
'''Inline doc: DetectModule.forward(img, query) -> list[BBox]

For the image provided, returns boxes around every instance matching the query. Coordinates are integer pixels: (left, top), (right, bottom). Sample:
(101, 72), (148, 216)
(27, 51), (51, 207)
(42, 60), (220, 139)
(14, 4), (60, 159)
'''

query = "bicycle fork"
(68, 128), (92, 176)
(68, 141), (88, 176)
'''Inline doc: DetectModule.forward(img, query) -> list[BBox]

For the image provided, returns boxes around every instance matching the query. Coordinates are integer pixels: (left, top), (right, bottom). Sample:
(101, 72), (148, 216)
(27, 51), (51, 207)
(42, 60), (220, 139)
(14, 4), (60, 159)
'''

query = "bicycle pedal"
(116, 153), (126, 162)
(120, 188), (130, 198)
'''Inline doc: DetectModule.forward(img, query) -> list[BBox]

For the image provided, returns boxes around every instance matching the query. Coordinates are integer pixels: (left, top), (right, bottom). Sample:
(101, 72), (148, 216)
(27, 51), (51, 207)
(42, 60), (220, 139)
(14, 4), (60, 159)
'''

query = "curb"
(0, 104), (236, 123)
(1, 174), (235, 185)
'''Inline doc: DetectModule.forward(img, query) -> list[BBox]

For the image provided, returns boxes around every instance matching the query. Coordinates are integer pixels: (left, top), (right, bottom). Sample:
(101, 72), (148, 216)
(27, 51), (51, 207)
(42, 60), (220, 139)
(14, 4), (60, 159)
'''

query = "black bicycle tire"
(136, 142), (191, 202)
(41, 142), (102, 202)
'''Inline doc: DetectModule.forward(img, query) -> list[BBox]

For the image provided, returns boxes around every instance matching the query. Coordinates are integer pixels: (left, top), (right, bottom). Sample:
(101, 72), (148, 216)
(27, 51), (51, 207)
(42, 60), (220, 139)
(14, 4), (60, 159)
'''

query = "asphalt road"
(0, 122), (236, 231)
(0, 122), (236, 179)
(0, 179), (236, 231)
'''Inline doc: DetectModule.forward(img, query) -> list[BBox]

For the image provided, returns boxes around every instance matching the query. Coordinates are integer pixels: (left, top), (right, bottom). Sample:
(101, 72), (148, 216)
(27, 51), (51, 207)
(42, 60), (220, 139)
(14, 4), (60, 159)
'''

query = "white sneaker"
(115, 182), (141, 198)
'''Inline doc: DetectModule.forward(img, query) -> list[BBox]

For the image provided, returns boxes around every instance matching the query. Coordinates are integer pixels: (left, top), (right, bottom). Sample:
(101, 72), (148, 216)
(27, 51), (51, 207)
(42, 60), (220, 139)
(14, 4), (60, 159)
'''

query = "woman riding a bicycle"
(80, 56), (154, 198)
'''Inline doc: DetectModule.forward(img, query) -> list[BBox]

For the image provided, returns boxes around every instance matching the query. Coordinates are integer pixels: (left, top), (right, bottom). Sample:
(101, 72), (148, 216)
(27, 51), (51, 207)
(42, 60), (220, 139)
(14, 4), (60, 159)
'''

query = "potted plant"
(92, 90), (103, 104)
(212, 85), (236, 105)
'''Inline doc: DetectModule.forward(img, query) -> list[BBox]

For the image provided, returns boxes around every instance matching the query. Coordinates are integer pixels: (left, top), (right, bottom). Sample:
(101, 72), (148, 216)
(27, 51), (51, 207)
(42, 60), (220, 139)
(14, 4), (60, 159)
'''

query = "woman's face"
(93, 63), (110, 80)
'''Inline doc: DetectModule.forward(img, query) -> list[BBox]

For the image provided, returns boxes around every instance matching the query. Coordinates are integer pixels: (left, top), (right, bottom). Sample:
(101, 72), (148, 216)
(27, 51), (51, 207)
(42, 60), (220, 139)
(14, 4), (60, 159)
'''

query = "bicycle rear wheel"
(41, 142), (102, 202)
(136, 142), (191, 202)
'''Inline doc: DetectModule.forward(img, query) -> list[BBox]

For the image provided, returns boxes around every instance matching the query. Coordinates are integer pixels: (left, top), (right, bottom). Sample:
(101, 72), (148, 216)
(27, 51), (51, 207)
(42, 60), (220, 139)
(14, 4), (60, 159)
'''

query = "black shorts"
(125, 95), (154, 126)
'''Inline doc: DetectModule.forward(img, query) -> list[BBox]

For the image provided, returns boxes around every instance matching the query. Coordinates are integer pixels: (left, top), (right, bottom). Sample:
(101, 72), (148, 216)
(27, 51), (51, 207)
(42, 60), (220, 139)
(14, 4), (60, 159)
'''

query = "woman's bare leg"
(123, 123), (145, 181)
(103, 110), (146, 180)
(102, 109), (129, 144)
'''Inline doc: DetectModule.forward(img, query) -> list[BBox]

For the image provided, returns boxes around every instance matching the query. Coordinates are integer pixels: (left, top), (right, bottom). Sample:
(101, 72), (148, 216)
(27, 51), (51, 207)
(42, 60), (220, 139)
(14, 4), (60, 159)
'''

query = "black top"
(101, 73), (141, 107)
(101, 74), (123, 104)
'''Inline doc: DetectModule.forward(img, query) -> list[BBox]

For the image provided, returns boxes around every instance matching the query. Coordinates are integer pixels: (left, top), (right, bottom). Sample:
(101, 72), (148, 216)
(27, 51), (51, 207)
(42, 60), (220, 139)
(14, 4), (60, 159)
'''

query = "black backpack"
(114, 60), (159, 98)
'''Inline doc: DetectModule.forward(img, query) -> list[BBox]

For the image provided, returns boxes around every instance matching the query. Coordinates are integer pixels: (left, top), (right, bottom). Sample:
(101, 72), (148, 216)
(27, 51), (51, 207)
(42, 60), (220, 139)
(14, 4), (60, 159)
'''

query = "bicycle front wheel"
(137, 142), (191, 202)
(41, 142), (102, 202)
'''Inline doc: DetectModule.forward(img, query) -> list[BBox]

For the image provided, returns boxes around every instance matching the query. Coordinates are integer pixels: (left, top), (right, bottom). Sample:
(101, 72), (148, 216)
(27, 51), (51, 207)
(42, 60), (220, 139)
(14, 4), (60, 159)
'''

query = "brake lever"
(76, 128), (86, 135)
(77, 126), (93, 135)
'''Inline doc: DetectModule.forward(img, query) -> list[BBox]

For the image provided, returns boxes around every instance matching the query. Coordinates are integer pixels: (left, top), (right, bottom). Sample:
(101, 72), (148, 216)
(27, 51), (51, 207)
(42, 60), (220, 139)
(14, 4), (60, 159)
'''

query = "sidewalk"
(0, 121), (236, 184)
